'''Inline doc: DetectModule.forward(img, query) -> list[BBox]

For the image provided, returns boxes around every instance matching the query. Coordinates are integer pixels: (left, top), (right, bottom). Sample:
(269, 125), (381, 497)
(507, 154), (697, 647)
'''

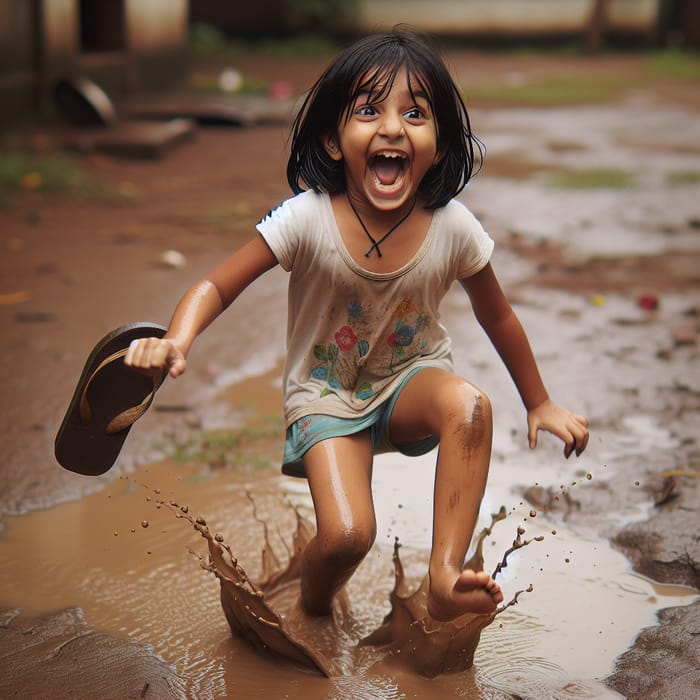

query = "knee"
(436, 378), (492, 432)
(317, 524), (376, 569)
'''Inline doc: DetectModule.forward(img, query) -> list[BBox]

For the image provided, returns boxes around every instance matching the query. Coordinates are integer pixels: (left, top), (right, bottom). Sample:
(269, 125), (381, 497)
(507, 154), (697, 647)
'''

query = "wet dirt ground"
(1, 51), (699, 698)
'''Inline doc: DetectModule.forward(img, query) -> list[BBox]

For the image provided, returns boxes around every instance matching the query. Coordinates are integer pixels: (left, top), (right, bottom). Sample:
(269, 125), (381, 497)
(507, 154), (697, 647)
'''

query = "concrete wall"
(0, 0), (189, 124)
(357, 0), (659, 37)
(125, 0), (188, 51)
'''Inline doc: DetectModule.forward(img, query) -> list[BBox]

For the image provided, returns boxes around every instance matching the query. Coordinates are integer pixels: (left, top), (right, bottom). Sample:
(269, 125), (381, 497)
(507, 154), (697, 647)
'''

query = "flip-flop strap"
(79, 348), (165, 435)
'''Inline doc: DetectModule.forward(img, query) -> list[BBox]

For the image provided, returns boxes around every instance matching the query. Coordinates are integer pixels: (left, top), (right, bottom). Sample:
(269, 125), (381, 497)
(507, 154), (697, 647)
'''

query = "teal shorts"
(282, 367), (439, 478)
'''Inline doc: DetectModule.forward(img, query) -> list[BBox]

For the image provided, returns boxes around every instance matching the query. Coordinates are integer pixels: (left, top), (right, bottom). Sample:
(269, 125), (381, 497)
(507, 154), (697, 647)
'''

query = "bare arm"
(125, 234), (278, 377)
(460, 263), (589, 457)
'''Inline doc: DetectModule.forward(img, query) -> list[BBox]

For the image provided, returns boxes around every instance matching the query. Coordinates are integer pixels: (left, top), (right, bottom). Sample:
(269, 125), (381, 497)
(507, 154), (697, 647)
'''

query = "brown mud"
(180, 501), (538, 680)
(1, 50), (699, 698)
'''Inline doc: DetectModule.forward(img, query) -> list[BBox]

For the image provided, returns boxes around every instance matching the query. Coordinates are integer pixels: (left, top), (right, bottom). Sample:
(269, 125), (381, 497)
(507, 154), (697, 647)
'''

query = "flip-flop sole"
(55, 322), (167, 475)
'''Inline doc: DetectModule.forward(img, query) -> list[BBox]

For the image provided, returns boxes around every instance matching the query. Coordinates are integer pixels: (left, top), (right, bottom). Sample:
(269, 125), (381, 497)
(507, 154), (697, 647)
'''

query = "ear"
(323, 132), (343, 161)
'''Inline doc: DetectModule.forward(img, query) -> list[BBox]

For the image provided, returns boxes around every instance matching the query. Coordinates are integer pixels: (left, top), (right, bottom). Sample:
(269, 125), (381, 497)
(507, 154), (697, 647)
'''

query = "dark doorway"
(79, 0), (125, 52)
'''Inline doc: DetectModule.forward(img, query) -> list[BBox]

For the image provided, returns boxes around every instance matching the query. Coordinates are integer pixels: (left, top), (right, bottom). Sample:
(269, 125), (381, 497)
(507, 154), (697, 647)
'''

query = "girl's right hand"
(124, 337), (187, 379)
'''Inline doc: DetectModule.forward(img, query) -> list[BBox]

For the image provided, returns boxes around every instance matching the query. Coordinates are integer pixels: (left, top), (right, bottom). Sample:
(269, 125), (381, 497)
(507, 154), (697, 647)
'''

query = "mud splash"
(1, 456), (695, 698)
(165, 497), (538, 679)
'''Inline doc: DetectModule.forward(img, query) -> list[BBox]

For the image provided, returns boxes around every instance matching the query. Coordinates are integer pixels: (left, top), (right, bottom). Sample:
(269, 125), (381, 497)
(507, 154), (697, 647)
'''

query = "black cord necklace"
(346, 195), (417, 258)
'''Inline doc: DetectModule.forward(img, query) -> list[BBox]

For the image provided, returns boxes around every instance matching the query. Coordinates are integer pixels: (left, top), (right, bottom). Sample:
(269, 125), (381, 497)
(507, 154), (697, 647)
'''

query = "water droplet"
(141, 520), (149, 528)
(529, 509), (537, 518)
(586, 473), (592, 480)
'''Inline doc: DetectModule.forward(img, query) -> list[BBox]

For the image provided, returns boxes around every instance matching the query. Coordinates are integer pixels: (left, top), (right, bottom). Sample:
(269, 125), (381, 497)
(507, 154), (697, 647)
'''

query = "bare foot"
(427, 567), (504, 621)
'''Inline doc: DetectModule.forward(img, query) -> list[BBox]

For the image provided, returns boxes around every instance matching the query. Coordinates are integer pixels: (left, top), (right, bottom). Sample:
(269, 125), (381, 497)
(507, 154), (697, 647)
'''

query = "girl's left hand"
(526, 398), (589, 458)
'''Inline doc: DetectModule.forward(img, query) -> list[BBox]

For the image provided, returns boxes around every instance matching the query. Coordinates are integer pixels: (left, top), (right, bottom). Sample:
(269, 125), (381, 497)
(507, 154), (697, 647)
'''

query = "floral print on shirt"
(310, 297), (433, 401)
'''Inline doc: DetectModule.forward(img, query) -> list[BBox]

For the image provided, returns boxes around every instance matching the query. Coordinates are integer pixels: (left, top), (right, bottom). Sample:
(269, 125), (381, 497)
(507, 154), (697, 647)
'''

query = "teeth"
(375, 151), (406, 159)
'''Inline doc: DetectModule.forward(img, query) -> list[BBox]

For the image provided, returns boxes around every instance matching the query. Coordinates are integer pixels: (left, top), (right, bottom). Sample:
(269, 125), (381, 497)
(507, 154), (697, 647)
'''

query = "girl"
(125, 28), (589, 622)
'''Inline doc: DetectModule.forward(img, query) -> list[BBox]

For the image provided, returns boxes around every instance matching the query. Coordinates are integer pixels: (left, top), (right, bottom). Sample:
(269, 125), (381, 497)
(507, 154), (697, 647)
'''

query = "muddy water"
(0, 432), (697, 699)
(2, 287), (699, 697)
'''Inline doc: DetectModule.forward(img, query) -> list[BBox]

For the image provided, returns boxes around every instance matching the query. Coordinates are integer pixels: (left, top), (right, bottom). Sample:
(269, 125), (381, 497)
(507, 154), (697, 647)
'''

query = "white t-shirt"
(257, 190), (494, 426)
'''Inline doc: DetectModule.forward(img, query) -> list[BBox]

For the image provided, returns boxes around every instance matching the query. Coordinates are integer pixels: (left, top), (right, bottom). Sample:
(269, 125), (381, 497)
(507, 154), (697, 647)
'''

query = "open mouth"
(370, 151), (407, 188)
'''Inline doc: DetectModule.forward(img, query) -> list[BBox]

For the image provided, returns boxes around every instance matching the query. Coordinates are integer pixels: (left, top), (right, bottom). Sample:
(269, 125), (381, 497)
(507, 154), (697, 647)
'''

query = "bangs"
(342, 51), (435, 124)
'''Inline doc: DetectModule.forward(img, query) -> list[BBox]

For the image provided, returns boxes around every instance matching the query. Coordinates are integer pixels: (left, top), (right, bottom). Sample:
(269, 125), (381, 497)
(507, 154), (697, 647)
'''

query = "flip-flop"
(55, 322), (167, 475)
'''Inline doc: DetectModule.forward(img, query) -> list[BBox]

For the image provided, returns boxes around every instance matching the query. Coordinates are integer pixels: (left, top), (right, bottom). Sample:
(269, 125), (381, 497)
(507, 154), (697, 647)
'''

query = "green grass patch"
(483, 150), (559, 180)
(181, 203), (257, 232)
(546, 139), (589, 153)
(242, 34), (339, 59)
(464, 48), (700, 108)
(648, 49), (700, 81)
(189, 23), (337, 61)
(0, 152), (137, 206)
(667, 170), (700, 186)
(547, 167), (635, 189)
(466, 73), (629, 107)
(188, 23), (233, 58)
(171, 415), (285, 472)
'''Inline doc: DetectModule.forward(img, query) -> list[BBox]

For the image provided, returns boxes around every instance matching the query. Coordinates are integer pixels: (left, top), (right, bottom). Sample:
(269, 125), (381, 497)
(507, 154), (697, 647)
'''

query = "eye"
(355, 104), (377, 117)
(404, 106), (426, 121)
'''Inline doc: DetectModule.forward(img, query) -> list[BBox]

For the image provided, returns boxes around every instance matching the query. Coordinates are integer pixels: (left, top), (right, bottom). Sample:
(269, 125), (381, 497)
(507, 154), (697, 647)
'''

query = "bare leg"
(300, 431), (376, 616)
(390, 368), (504, 620)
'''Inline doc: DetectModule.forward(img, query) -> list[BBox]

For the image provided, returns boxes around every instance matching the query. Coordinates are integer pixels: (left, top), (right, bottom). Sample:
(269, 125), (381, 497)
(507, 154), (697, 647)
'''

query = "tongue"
(373, 157), (403, 186)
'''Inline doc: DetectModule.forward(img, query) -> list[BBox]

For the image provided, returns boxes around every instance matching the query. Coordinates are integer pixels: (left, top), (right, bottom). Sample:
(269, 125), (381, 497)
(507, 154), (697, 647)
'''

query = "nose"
(378, 110), (404, 139)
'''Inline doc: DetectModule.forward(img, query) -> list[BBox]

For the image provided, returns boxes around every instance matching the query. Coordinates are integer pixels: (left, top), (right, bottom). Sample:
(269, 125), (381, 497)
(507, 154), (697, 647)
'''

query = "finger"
(125, 338), (167, 375)
(575, 426), (590, 456)
(567, 416), (588, 457)
(564, 439), (574, 459)
(528, 426), (538, 450)
(168, 355), (186, 378)
(125, 338), (148, 367)
(147, 341), (171, 370)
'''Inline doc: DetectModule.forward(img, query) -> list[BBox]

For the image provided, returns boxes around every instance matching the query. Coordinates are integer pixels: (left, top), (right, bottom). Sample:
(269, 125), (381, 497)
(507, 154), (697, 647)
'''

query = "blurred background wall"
(1, 0), (697, 125)
(0, 0), (188, 123)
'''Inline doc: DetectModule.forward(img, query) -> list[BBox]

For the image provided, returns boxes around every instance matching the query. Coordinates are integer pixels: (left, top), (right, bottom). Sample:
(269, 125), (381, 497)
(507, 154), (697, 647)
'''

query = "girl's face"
(324, 67), (439, 214)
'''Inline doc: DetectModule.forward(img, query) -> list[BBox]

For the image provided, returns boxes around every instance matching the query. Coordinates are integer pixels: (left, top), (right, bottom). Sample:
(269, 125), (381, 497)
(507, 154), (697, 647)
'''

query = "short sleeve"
(445, 199), (494, 280)
(256, 193), (311, 271)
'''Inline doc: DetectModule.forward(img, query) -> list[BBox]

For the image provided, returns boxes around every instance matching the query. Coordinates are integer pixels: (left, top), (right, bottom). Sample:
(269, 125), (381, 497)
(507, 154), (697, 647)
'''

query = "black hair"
(287, 27), (483, 209)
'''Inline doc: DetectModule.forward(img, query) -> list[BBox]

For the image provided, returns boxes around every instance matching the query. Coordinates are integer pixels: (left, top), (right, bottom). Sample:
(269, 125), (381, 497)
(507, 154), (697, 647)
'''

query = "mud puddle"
(0, 441), (697, 698)
(2, 278), (698, 698)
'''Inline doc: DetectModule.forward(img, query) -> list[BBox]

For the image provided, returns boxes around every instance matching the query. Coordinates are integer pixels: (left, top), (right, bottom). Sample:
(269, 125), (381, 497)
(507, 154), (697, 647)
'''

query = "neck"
(346, 194), (417, 228)
(346, 194), (417, 258)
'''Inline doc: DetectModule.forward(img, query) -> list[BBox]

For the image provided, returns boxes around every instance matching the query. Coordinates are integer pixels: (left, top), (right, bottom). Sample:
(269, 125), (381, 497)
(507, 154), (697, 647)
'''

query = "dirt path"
(1, 50), (699, 698)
